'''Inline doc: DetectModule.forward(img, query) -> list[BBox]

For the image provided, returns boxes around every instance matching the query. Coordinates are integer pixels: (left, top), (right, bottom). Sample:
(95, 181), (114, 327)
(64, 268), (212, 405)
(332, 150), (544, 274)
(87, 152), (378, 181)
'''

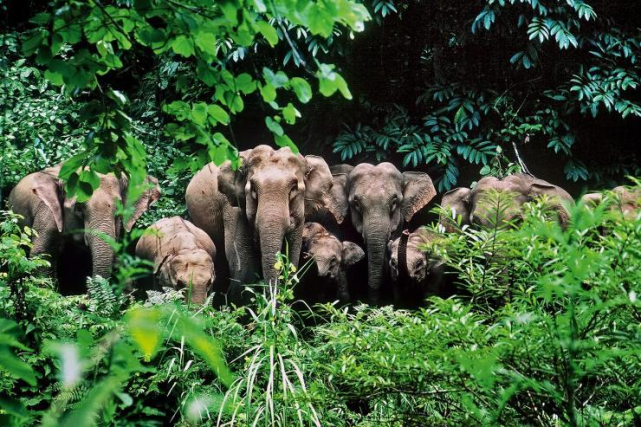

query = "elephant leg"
(392, 281), (402, 305)
(336, 271), (351, 304)
(225, 210), (259, 304)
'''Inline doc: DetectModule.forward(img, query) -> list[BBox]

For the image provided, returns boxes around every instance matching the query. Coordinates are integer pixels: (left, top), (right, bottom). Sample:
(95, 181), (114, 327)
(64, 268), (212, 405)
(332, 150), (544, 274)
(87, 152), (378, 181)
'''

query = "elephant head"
(301, 222), (364, 302)
(331, 163), (437, 304)
(440, 174), (573, 230)
(388, 228), (442, 288)
(155, 249), (215, 304)
(218, 146), (338, 285)
(64, 173), (160, 278)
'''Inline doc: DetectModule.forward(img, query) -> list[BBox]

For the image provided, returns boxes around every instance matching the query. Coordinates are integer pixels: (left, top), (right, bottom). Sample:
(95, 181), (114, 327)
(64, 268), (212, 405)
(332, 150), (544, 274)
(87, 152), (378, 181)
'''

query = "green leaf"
(256, 21), (278, 46)
(334, 74), (352, 100)
(290, 77), (312, 103)
(60, 152), (89, 181)
(263, 68), (289, 88)
(260, 83), (277, 103)
(107, 89), (127, 107)
(22, 32), (45, 56)
(282, 103), (301, 124)
(45, 69), (64, 86)
(212, 144), (228, 166)
(0, 349), (37, 387)
(79, 169), (101, 191)
(163, 101), (191, 121)
(126, 308), (162, 361)
(194, 32), (217, 56)
(274, 133), (298, 153)
(191, 102), (208, 125)
(171, 35), (195, 57)
(265, 116), (284, 136)
(235, 73), (256, 94)
(317, 64), (351, 99)
(207, 104), (230, 125)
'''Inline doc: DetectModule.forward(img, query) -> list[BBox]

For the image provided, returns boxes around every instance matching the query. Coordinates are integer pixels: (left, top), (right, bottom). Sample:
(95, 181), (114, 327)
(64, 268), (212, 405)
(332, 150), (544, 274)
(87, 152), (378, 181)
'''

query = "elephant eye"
(353, 199), (362, 212)
(251, 189), (257, 200)
(390, 201), (398, 214)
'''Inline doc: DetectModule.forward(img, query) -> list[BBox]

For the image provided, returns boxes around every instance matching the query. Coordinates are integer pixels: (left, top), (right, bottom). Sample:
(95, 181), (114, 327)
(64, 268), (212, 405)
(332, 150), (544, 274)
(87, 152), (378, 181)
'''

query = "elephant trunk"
(86, 221), (116, 279)
(257, 206), (288, 286)
(316, 259), (330, 278)
(363, 217), (391, 305)
(188, 282), (208, 305)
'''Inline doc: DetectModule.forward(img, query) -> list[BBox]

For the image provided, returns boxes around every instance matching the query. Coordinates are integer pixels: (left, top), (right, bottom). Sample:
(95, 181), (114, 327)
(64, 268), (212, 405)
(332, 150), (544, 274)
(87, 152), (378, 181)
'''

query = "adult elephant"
(186, 145), (340, 299)
(439, 174), (574, 231)
(582, 186), (640, 218)
(8, 165), (160, 281)
(330, 163), (437, 304)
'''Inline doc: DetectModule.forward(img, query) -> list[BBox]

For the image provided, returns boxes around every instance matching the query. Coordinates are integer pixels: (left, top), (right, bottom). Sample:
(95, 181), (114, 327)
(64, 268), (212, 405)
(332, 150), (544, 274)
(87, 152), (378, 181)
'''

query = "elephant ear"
(33, 170), (64, 232)
(342, 241), (365, 267)
(121, 175), (162, 231)
(528, 179), (574, 227)
(401, 172), (437, 222)
(329, 173), (350, 224)
(528, 179), (572, 202)
(439, 187), (471, 232)
(304, 155), (338, 217)
(218, 150), (251, 207)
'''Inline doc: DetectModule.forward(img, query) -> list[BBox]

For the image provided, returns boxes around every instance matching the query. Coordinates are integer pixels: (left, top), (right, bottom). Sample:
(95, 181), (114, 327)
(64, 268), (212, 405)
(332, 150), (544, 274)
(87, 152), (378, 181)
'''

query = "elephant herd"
(7, 145), (639, 308)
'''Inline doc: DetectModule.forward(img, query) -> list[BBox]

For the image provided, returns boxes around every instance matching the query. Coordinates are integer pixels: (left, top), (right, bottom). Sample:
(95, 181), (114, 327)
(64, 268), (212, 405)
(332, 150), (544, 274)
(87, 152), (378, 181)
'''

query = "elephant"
(330, 163), (437, 304)
(8, 165), (160, 287)
(299, 222), (365, 304)
(135, 217), (216, 304)
(439, 174), (574, 232)
(388, 227), (447, 308)
(581, 186), (640, 218)
(186, 145), (340, 301)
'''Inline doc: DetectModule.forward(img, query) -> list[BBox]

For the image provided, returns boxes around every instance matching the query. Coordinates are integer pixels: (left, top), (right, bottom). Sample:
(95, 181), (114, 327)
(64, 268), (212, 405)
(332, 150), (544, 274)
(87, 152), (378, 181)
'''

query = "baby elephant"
(388, 227), (447, 308)
(135, 217), (216, 304)
(299, 222), (365, 304)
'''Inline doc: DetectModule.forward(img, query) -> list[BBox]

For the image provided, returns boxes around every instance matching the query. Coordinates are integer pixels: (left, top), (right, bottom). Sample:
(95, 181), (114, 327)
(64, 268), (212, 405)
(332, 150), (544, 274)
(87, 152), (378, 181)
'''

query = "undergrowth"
(0, 185), (639, 426)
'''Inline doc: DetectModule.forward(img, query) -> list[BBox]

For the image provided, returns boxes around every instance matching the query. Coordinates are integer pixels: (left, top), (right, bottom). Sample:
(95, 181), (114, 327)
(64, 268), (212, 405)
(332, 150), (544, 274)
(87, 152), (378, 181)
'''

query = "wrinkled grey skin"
(388, 228), (446, 306)
(186, 146), (339, 300)
(331, 163), (437, 304)
(9, 166), (160, 282)
(300, 222), (364, 303)
(8, 166), (64, 268)
(439, 174), (574, 231)
(582, 186), (640, 218)
(135, 217), (216, 304)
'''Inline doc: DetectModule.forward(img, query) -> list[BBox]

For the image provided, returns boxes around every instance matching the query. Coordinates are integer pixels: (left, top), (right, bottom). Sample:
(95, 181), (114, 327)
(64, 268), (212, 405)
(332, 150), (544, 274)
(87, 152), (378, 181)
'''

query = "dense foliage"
(331, 0), (640, 189)
(1, 190), (640, 426)
(1, 1), (640, 426)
